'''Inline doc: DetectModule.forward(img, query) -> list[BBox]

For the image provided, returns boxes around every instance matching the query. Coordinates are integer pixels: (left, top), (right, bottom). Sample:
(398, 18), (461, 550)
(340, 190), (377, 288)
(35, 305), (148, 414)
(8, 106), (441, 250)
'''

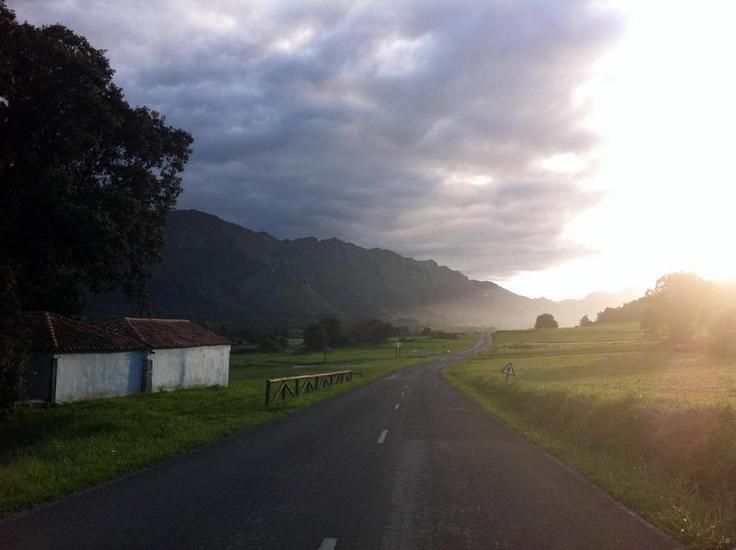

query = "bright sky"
(502, 0), (736, 299)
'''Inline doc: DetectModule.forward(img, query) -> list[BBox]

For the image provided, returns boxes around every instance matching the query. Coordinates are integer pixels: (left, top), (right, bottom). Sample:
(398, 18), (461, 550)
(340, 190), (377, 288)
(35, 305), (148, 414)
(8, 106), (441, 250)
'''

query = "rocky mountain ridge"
(89, 209), (635, 329)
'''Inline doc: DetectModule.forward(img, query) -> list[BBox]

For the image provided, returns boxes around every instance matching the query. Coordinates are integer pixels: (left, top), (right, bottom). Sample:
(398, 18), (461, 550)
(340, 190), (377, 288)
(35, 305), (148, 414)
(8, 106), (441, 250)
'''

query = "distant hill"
(88, 209), (636, 329)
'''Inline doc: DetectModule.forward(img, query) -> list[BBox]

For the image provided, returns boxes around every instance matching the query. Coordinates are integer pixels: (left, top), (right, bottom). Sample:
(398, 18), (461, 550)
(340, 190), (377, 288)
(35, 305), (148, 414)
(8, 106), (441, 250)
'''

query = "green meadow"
(0, 334), (476, 516)
(445, 324), (736, 549)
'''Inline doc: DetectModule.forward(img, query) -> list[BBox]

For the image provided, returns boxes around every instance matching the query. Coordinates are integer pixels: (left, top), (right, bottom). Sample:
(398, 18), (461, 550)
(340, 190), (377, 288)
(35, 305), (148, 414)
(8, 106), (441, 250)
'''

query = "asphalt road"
(0, 333), (678, 549)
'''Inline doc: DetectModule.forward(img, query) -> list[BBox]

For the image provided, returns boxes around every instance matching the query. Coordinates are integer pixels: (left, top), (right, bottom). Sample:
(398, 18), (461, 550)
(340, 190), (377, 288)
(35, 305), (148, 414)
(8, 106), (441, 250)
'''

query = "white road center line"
(394, 403), (400, 410)
(377, 429), (389, 444)
(318, 538), (338, 550)
(400, 391), (405, 396)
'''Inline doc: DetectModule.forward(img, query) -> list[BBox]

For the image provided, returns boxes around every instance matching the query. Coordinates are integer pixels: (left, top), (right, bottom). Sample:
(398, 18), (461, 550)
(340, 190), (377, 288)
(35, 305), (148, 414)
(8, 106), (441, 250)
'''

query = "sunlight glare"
(507, 1), (736, 297)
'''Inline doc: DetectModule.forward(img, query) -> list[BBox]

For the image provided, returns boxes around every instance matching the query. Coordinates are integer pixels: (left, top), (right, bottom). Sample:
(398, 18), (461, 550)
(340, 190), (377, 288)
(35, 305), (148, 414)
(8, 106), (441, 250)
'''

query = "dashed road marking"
(318, 538), (338, 550)
(377, 429), (389, 444)
(394, 403), (400, 410)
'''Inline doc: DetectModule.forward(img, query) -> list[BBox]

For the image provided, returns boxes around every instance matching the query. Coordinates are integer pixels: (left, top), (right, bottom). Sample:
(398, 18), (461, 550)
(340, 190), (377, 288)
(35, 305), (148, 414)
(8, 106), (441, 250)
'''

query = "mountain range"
(89, 209), (636, 329)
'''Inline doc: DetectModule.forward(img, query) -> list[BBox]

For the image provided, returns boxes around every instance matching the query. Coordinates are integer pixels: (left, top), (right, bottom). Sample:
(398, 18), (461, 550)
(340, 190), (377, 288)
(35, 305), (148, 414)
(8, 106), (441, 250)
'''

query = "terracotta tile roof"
(21, 312), (145, 353)
(100, 317), (231, 349)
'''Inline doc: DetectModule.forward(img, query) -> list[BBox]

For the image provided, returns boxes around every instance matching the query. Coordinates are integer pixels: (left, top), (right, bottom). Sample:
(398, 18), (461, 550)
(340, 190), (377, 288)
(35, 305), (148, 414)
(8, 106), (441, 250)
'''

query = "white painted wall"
(150, 345), (230, 391)
(54, 351), (146, 404)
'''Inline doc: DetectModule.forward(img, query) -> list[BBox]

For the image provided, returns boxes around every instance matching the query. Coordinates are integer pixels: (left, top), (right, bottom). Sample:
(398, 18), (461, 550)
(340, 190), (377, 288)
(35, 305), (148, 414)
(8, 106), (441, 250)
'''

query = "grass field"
(444, 324), (736, 549)
(0, 334), (477, 516)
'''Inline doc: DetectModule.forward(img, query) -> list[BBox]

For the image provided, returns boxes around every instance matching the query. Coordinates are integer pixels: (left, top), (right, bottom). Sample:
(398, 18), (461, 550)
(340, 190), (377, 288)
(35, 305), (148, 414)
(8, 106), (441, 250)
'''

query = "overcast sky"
(11, 1), (736, 299)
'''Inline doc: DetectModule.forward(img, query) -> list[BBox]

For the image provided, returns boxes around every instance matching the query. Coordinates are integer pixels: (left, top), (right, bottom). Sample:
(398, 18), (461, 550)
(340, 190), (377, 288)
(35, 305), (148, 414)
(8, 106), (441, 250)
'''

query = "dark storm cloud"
(10, 0), (622, 280)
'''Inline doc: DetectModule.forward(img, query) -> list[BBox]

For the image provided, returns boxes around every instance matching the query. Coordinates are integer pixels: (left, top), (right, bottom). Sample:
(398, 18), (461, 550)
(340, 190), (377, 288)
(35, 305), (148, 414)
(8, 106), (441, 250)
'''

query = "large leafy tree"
(0, 2), (193, 315)
(0, 2), (192, 408)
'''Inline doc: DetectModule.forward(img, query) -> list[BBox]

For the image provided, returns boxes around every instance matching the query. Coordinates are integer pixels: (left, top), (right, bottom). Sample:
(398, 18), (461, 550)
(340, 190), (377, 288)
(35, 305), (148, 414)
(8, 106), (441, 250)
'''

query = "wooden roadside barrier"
(265, 370), (356, 407)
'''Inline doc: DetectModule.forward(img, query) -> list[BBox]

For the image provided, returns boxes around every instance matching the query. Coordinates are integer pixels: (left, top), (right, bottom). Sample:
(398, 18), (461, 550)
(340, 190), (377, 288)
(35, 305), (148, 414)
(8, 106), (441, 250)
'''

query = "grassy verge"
(444, 324), (736, 549)
(0, 334), (477, 516)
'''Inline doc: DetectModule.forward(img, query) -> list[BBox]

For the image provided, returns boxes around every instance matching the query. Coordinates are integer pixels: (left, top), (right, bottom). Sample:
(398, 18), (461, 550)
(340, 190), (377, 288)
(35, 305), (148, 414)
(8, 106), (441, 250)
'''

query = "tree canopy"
(534, 313), (558, 329)
(641, 273), (715, 342)
(303, 317), (345, 351)
(0, 2), (192, 408)
(595, 296), (649, 325)
(0, 2), (192, 315)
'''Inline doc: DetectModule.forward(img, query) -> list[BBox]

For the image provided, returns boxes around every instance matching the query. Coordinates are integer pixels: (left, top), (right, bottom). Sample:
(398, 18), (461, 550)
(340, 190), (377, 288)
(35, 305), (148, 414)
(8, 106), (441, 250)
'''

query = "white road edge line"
(318, 538), (338, 550)
(377, 429), (389, 444)
(394, 403), (400, 410)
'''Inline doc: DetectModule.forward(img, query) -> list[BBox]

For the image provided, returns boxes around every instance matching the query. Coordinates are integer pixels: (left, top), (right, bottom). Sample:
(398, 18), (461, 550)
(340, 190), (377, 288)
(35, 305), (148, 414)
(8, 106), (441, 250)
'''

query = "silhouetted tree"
(0, 266), (27, 411)
(0, 2), (192, 316)
(422, 326), (432, 336)
(579, 315), (594, 327)
(0, 2), (191, 407)
(535, 313), (558, 329)
(595, 296), (649, 325)
(303, 317), (345, 351)
(641, 273), (714, 342)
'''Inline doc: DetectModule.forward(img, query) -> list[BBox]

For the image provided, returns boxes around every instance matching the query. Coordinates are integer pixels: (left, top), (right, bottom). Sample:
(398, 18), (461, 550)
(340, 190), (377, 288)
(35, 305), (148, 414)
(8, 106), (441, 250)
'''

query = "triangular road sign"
(502, 362), (515, 376)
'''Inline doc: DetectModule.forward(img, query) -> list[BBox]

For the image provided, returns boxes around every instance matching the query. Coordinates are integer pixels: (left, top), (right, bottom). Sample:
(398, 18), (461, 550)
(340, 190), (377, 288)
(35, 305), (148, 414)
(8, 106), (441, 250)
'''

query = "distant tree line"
(589, 272), (736, 355)
(302, 317), (400, 351)
(215, 318), (440, 354)
(594, 296), (649, 325)
(210, 325), (292, 353)
(430, 331), (460, 339)
(300, 317), (459, 351)
(639, 273), (731, 346)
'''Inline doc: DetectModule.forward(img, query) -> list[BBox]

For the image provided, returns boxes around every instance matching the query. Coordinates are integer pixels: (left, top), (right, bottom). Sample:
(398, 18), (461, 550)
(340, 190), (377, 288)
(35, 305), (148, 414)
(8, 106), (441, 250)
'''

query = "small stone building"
(22, 312), (230, 404)
(23, 311), (147, 404)
(101, 317), (231, 392)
